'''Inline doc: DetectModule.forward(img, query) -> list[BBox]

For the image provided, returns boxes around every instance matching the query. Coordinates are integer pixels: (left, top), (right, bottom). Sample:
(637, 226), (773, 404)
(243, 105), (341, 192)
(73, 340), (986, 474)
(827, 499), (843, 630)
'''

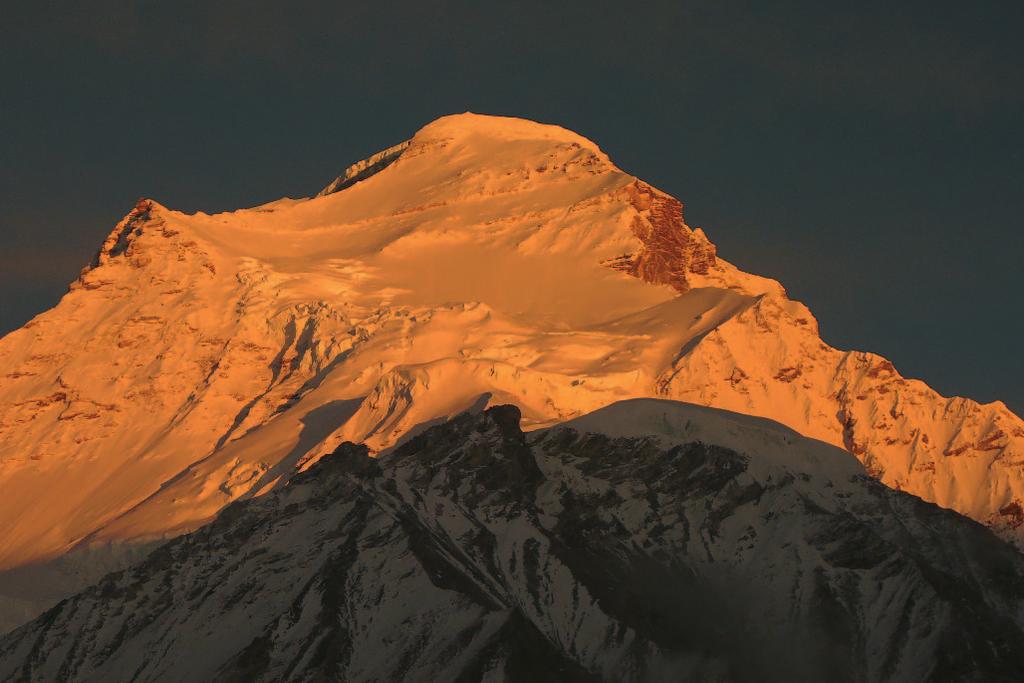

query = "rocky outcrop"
(604, 180), (717, 292)
(658, 284), (1024, 549)
(316, 141), (411, 197)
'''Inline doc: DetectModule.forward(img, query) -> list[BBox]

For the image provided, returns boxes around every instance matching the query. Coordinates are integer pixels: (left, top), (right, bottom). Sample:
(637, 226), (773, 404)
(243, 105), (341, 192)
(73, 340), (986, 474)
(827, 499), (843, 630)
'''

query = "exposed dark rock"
(2, 405), (1023, 682)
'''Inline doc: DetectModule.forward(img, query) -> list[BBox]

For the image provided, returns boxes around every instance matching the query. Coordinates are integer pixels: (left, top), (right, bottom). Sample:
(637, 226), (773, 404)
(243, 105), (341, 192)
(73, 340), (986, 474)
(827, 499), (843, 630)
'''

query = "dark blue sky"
(2, 1), (1022, 414)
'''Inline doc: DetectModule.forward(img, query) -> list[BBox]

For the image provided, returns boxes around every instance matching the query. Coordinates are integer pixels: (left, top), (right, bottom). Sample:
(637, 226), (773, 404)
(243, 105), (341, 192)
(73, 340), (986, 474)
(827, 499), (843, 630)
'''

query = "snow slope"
(0, 112), (1021, 628)
(3, 403), (1023, 682)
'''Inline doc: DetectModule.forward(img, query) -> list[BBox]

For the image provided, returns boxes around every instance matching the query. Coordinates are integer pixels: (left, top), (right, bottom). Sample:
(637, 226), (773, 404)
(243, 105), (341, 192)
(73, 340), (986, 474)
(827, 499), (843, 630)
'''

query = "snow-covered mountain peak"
(1, 113), (1023, 635)
(558, 398), (865, 485)
(412, 111), (607, 153)
(315, 112), (614, 203)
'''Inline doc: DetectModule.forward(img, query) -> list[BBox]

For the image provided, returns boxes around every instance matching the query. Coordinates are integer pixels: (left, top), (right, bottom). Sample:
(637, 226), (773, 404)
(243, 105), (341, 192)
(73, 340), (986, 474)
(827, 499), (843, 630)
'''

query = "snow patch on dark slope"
(3, 401), (1023, 683)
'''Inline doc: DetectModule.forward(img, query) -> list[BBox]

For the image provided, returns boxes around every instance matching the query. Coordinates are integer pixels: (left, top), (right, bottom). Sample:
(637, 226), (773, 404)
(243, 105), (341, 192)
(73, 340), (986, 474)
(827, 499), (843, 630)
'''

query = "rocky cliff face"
(3, 402), (1022, 683)
(603, 180), (717, 292)
(0, 113), (1021, 633)
(660, 276), (1024, 544)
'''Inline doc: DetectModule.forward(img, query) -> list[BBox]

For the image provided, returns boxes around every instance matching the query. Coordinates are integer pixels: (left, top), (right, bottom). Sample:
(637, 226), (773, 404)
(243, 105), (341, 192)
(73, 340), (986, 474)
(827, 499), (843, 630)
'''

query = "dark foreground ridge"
(2, 405), (1024, 682)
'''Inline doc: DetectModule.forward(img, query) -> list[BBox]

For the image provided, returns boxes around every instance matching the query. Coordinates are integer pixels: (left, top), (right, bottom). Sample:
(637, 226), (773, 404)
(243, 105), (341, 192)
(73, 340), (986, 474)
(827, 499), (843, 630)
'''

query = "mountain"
(3, 402), (1023, 682)
(0, 113), (1022, 631)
